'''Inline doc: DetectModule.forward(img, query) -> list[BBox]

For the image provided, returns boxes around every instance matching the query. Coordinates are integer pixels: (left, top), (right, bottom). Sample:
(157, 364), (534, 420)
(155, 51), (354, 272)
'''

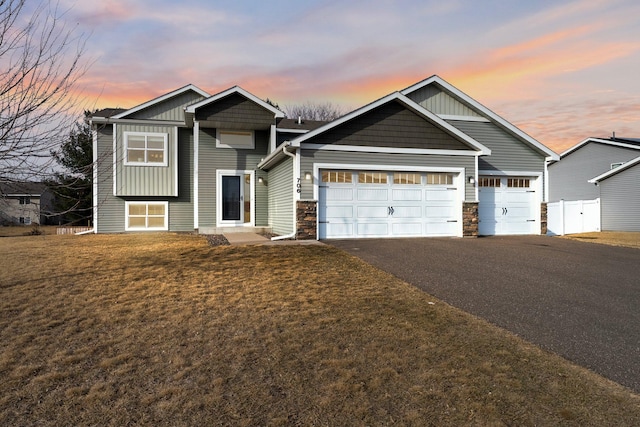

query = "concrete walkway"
(223, 232), (323, 246)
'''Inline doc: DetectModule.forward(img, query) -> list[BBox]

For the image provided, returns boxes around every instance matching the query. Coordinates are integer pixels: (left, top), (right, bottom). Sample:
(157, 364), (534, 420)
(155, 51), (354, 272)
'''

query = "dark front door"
(222, 175), (241, 221)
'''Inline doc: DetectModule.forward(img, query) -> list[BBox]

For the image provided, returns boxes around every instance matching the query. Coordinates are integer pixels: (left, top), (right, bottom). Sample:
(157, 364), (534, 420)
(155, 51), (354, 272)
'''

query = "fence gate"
(547, 199), (600, 236)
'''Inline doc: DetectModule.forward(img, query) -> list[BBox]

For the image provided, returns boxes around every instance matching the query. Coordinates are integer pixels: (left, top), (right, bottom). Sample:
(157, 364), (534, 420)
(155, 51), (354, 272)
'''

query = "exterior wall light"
(468, 176), (476, 184)
(304, 172), (312, 180)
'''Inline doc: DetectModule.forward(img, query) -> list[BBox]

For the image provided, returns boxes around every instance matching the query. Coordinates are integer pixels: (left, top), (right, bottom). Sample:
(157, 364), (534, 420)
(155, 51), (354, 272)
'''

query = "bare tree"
(0, 0), (89, 182)
(284, 101), (345, 122)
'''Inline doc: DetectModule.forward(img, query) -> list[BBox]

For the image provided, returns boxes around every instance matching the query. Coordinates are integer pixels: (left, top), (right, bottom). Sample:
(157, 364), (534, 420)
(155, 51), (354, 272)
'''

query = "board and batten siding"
(267, 158), (294, 235)
(549, 143), (640, 202)
(115, 124), (177, 196)
(406, 86), (483, 118)
(306, 101), (470, 151)
(197, 128), (270, 228)
(599, 166), (640, 231)
(299, 150), (476, 201)
(128, 91), (206, 121)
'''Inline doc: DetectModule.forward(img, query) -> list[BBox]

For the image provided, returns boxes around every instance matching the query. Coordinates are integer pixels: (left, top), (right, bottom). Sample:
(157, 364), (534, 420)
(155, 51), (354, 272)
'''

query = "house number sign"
(296, 178), (301, 193)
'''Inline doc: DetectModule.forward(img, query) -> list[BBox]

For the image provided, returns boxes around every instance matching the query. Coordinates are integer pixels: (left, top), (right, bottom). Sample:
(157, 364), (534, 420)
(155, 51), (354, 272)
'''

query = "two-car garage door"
(319, 170), (461, 239)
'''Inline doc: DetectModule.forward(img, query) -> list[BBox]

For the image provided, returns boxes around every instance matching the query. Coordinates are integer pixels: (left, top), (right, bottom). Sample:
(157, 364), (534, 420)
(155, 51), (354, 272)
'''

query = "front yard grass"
(1, 233), (638, 426)
(562, 231), (640, 249)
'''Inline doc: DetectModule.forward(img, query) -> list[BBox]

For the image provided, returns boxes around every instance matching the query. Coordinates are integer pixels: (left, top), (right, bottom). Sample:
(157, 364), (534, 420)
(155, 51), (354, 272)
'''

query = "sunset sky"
(58, 0), (640, 153)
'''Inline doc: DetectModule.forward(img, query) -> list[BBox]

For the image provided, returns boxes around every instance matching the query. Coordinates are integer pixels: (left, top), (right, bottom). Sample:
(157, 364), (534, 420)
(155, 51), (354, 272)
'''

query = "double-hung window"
(125, 202), (168, 230)
(124, 132), (168, 166)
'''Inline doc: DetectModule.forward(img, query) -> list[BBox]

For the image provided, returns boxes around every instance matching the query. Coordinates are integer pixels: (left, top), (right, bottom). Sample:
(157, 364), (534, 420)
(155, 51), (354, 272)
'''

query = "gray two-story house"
(91, 75), (558, 239)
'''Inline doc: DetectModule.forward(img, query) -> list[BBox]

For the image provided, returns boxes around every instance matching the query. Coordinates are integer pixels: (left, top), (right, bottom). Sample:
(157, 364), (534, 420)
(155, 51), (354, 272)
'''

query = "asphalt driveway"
(328, 235), (640, 393)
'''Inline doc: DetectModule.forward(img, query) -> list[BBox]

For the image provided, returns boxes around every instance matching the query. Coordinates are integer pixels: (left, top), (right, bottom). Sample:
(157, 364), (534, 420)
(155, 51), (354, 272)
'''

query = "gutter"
(271, 143), (298, 241)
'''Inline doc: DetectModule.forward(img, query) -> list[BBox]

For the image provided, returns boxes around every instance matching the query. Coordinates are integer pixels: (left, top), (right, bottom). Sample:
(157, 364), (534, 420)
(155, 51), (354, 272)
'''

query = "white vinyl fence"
(547, 199), (600, 236)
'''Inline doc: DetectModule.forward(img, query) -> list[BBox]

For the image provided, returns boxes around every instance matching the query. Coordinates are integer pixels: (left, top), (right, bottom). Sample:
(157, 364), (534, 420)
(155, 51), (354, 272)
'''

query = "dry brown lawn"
(1, 233), (639, 426)
(561, 231), (640, 249)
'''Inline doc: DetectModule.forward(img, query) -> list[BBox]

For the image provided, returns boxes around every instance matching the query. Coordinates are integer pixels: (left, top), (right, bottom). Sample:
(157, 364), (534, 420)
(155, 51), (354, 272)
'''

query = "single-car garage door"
(319, 170), (461, 239)
(478, 176), (538, 235)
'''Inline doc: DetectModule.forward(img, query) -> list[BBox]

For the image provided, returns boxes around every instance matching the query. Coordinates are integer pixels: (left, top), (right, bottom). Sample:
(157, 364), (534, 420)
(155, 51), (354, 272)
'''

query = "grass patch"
(561, 231), (640, 249)
(1, 233), (639, 426)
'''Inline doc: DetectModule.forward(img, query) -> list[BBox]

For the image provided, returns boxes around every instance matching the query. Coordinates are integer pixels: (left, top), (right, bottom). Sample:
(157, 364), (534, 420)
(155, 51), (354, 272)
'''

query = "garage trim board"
(314, 164), (465, 239)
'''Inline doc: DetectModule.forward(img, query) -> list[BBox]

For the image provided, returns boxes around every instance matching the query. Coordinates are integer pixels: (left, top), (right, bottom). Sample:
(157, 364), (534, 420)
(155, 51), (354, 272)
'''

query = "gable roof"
(277, 118), (328, 132)
(92, 108), (127, 118)
(112, 84), (210, 119)
(559, 137), (640, 159)
(185, 86), (285, 118)
(588, 155), (640, 183)
(290, 91), (491, 154)
(401, 75), (559, 160)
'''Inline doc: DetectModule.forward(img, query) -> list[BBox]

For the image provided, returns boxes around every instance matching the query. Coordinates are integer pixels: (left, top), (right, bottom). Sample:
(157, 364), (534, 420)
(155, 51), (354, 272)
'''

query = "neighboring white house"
(0, 182), (47, 225)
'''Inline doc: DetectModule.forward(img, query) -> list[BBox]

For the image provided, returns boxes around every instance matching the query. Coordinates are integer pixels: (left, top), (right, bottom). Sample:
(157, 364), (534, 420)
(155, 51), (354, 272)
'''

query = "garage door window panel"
(427, 173), (454, 185)
(322, 171), (352, 183)
(393, 172), (421, 185)
(358, 172), (387, 184)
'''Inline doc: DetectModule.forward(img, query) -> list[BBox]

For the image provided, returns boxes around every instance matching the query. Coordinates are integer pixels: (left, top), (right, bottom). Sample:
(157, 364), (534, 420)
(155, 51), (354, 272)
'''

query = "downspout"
(271, 142), (298, 241)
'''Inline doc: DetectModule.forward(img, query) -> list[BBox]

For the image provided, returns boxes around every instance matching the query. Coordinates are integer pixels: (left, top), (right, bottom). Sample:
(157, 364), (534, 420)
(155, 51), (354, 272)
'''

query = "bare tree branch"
(284, 101), (345, 122)
(0, 0), (90, 182)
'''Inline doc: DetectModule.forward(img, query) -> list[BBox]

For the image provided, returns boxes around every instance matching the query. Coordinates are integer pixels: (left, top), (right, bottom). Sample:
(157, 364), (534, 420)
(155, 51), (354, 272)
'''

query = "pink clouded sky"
(62, 0), (640, 153)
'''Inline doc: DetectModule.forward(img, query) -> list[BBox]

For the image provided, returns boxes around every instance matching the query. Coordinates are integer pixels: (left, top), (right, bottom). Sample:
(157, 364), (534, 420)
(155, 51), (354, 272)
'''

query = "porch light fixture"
(258, 177), (266, 185)
(304, 172), (312, 180)
(468, 176), (476, 184)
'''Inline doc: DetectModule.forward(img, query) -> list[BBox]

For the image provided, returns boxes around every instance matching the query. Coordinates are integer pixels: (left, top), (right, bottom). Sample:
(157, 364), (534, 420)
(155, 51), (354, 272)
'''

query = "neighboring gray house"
(549, 137), (640, 202)
(547, 137), (640, 234)
(91, 75), (558, 239)
(588, 155), (640, 232)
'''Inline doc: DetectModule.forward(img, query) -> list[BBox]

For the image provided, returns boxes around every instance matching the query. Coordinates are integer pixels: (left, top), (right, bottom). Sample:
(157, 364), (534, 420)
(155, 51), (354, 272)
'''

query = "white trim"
(125, 201), (169, 231)
(113, 84), (209, 119)
(291, 92), (491, 155)
(588, 155), (640, 183)
(194, 121), (199, 229)
(92, 129), (98, 233)
(401, 75), (558, 160)
(91, 117), (185, 127)
(112, 123), (117, 196)
(270, 124), (277, 153)
(276, 128), (308, 134)
(215, 129), (255, 149)
(185, 86), (285, 118)
(560, 137), (640, 159)
(294, 148), (301, 202)
(297, 143), (482, 157)
(215, 169), (255, 227)
(438, 114), (490, 122)
(173, 127), (179, 196)
(123, 131), (169, 166)
(474, 156), (479, 202)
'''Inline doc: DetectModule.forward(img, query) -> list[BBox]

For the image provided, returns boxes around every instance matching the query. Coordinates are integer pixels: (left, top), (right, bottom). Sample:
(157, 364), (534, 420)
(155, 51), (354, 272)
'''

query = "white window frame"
(125, 201), (169, 231)
(216, 129), (255, 149)
(124, 132), (168, 166)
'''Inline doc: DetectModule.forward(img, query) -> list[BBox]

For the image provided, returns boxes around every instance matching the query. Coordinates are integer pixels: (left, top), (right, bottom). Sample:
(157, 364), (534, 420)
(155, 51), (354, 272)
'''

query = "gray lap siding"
(600, 166), (640, 231)
(196, 128), (269, 228)
(267, 158), (294, 235)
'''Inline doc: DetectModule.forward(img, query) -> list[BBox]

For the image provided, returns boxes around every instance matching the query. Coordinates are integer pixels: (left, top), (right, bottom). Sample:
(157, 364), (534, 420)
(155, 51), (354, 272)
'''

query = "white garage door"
(319, 170), (461, 239)
(478, 176), (538, 235)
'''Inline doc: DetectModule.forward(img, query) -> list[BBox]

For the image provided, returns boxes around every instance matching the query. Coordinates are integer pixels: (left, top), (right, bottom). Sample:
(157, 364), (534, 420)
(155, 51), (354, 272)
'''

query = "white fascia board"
(276, 128), (308, 134)
(292, 91), (490, 155)
(560, 137), (640, 159)
(401, 75), (559, 161)
(113, 84), (210, 119)
(588, 155), (640, 183)
(299, 143), (481, 157)
(437, 114), (490, 122)
(185, 86), (285, 118)
(257, 142), (295, 170)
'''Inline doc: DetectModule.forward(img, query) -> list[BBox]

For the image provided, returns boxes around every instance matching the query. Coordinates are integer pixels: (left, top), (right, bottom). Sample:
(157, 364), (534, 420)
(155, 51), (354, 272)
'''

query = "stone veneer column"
(540, 202), (548, 235)
(296, 200), (317, 240)
(462, 202), (479, 237)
